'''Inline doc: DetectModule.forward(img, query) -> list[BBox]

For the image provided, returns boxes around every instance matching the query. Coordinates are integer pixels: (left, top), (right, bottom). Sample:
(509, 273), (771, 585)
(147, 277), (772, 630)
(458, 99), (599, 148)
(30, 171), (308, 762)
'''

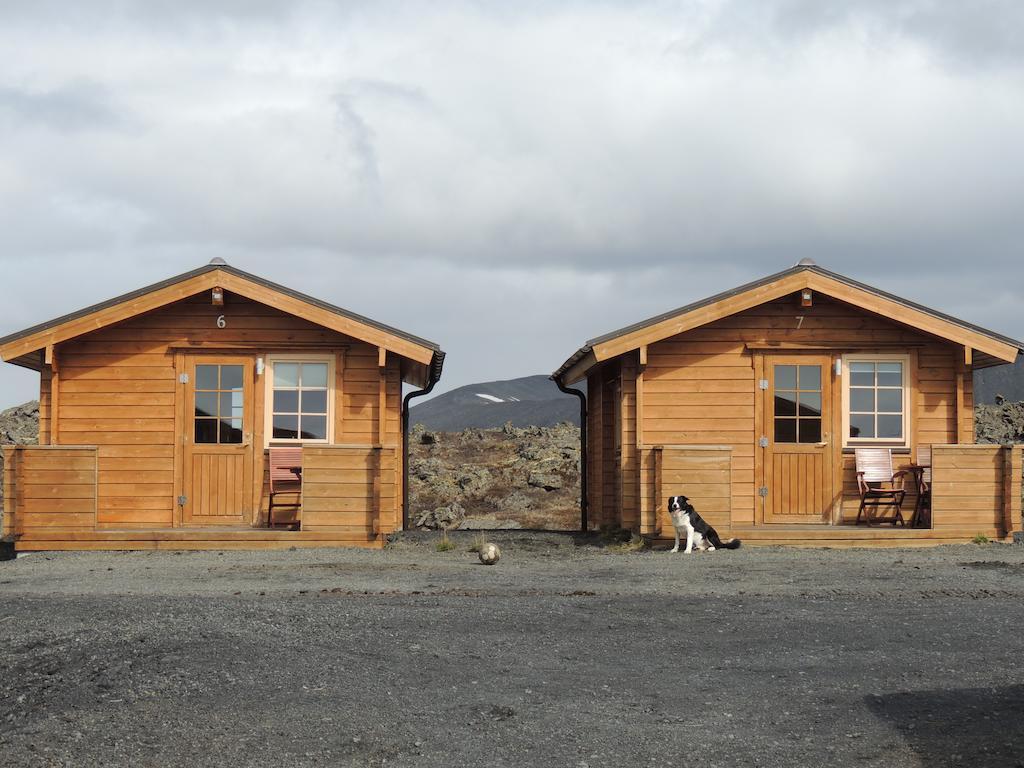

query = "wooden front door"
(182, 356), (254, 526)
(762, 356), (834, 523)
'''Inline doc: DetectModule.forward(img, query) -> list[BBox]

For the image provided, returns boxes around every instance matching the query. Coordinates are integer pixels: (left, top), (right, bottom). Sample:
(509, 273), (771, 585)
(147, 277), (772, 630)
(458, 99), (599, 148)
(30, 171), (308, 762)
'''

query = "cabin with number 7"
(1, 259), (444, 551)
(553, 260), (1024, 547)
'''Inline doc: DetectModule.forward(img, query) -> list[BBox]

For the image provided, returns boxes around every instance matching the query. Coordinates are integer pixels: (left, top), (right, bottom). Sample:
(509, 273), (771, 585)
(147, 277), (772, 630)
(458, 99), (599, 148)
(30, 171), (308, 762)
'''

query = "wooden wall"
(300, 446), (396, 536)
(2, 447), (98, 537)
(931, 445), (1020, 535)
(652, 446), (732, 535)
(29, 291), (403, 537)
(588, 292), (978, 532)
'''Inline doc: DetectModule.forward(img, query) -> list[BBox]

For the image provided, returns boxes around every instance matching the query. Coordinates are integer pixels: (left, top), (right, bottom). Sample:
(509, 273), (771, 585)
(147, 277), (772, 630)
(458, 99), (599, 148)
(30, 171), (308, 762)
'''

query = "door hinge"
(177, 495), (187, 507)
(178, 373), (189, 384)
(758, 436), (769, 448)
(758, 486), (769, 498)
(759, 379), (769, 390)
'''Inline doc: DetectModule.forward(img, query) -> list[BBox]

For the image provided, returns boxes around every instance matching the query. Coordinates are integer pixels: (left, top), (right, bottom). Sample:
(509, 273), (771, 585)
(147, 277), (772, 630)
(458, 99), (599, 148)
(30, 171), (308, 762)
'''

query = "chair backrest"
(269, 447), (303, 492)
(916, 444), (932, 485)
(855, 448), (894, 483)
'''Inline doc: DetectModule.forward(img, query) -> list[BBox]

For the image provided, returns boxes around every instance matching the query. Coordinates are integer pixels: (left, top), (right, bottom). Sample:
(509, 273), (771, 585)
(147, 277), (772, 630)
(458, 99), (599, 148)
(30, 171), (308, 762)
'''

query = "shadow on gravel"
(866, 684), (1024, 767)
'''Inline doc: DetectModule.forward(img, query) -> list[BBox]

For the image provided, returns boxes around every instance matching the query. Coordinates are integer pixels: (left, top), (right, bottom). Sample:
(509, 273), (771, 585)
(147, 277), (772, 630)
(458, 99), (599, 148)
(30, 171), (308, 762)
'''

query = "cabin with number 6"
(1, 260), (444, 551)
(553, 260), (1024, 547)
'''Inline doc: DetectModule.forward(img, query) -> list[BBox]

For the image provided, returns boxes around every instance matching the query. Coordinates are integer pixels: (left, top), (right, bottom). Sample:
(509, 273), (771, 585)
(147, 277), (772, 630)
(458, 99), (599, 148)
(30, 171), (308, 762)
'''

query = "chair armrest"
(891, 469), (908, 491)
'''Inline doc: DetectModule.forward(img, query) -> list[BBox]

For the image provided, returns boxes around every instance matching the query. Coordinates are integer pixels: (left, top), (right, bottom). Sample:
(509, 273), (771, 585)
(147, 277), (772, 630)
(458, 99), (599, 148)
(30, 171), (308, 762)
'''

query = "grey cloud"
(0, 82), (131, 134)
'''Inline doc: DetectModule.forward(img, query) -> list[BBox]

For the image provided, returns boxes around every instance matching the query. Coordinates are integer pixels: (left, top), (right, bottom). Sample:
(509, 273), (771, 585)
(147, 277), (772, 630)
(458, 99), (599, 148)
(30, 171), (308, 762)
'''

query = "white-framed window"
(841, 354), (911, 448)
(265, 355), (334, 445)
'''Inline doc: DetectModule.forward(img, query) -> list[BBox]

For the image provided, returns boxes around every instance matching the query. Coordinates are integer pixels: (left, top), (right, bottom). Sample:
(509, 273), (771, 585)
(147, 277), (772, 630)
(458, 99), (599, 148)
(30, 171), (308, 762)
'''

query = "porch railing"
(931, 444), (1023, 536)
(2, 446), (99, 538)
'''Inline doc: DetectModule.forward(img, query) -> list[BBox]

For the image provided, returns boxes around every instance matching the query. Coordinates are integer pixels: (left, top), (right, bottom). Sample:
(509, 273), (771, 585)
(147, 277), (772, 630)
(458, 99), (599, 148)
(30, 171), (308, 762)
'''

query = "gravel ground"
(2, 533), (1024, 768)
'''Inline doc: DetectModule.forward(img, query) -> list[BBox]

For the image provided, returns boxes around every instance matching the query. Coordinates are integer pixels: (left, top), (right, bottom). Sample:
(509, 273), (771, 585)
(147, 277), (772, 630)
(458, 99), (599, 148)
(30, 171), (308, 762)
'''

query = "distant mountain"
(410, 375), (584, 430)
(974, 358), (1024, 405)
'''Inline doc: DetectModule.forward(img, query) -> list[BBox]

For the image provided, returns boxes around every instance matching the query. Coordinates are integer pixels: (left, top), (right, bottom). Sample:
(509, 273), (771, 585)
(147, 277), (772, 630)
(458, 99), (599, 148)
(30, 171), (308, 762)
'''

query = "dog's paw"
(669, 547), (679, 553)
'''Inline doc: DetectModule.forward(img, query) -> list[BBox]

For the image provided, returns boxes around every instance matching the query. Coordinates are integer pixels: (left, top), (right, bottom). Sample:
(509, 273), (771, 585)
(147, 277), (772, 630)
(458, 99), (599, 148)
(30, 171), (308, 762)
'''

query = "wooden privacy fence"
(300, 445), (397, 536)
(650, 445), (733, 536)
(931, 444), (1023, 536)
(2, 446), (99, 538)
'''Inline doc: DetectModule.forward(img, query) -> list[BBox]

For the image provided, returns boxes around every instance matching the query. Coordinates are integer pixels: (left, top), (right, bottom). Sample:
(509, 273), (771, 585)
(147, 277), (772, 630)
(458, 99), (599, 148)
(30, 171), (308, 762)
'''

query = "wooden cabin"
(553, 260), (1024, 547)
(0, 260), (444, 551)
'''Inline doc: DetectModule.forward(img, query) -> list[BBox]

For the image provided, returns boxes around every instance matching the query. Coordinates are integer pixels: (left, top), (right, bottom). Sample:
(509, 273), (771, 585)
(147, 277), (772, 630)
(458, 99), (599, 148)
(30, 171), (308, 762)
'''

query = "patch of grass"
(972, 533), (989, 545)
(606, 532), (649, 553)
(467, 533), (487, 554)
(435, 530), (456, 552)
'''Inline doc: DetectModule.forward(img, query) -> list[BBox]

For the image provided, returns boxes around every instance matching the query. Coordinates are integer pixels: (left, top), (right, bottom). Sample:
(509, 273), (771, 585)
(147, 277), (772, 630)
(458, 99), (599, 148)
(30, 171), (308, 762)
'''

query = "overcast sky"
(2, 0), (1024, 406)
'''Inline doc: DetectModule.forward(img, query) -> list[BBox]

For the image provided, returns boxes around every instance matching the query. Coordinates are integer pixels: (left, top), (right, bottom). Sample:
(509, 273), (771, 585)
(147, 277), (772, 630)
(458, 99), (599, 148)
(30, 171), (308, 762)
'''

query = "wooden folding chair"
(268, 447), (303, 528)
(855, 448), (907, 526)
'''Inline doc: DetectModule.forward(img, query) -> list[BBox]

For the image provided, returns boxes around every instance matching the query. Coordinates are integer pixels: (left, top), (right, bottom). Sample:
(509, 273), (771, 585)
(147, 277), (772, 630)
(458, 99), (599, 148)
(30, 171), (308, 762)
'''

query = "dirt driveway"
(2, 533), (1023, 767)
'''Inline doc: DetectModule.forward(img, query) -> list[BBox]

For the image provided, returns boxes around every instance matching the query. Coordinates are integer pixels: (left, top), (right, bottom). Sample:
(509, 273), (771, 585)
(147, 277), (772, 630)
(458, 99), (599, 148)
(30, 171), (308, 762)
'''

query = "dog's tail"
(719, 538), (741, 549)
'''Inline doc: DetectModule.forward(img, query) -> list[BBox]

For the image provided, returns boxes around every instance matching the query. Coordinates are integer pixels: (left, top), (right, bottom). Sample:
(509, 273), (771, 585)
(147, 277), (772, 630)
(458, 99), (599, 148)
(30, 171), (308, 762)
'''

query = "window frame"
(841, 353), (912, 449)
(264, 354), (335, 447)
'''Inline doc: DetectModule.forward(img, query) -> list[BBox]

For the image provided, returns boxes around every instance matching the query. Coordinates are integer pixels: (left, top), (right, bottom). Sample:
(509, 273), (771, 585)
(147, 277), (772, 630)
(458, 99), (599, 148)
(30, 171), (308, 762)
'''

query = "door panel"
(182, 357), (254, 526)
(763, 356), (833, 523)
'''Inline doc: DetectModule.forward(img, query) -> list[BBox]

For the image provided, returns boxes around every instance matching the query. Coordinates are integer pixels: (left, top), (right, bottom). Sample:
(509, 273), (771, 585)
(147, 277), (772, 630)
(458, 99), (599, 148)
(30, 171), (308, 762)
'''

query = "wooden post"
(653, 446), (663, 536)
(173, 351), (185, 528)
(377, 348), (387, 448)
(1003, 445), (1023, 536)
(589, 374), (603, 529)
(334, 350), (346, 442)
(2, 446), (16, 538)
(48, 345), (60, 445)
(371, 447), (382, 538)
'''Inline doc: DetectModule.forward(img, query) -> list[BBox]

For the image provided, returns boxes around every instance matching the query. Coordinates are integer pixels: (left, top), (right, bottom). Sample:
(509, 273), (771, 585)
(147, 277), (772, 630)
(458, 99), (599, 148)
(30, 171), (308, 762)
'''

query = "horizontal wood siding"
(638, 294), (964, 523)
(50, 292), (404, 533)
(300, 446), (396, 540)
(652, 446), (732, 535)
(931, 444), (1008, 535)
(3, 447), (98, 535)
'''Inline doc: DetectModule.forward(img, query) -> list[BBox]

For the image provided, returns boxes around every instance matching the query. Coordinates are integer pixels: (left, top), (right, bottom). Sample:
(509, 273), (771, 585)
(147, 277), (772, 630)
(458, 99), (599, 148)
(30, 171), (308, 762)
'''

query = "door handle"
(815, 442), (828, 448)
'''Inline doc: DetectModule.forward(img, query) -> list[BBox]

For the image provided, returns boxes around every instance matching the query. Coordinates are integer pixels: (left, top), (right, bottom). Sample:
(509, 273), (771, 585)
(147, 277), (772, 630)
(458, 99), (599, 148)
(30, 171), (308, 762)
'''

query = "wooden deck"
(654, 524), (1010, 549)
(13, 528), (383, 551)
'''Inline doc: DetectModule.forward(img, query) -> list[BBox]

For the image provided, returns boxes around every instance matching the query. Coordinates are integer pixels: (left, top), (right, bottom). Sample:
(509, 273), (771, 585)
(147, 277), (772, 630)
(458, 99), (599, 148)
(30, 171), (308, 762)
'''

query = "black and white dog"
(668, 495), (741, 553)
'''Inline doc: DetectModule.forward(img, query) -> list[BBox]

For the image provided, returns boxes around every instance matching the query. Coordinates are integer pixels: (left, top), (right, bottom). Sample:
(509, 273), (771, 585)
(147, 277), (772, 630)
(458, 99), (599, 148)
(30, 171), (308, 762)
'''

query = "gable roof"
(553, 261), (1024, 385)
(0, 261), (443, 373)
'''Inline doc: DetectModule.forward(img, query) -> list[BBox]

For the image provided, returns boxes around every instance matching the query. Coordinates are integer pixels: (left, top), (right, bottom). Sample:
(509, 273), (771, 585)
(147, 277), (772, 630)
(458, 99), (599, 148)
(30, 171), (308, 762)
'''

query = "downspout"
(402, 351), (445, 531)
(553, 376), (588, 532)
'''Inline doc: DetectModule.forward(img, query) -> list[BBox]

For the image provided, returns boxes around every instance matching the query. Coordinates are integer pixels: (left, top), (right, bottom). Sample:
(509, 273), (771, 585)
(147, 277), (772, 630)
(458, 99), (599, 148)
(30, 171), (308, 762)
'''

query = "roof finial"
(797, 257), (816, 267)
(208, 257), (228, 266)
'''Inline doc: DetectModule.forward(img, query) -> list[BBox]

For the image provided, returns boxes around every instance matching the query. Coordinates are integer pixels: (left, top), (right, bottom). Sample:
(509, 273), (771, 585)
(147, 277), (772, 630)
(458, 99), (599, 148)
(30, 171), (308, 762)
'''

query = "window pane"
(220, 419), (243, 444)
(196, 365), (218, 391)
(774, 391), (796, 417)
(877, 415), (903, 439)
(273, 389), (299, 413)
(195, 419), (218, 444)
(850, 388), (875, 413)
(273, 414), (299, 440)
(798, 365), (821, 391)
(220, 365), (243, 390)
(300, 415), (328, 440)
(774, 418), (797, 443)
(220, 393), (233, 418)
(850, 413), (875, 439)
(774, 365), (797, 390)
(799, 419), (822, 443)
(301, 363), (328, 388)
(849, 362), (875, 387)
(876, 362), (903, 387)
(275, 363), (299, 388)
(877, 389), (903, 413)
(798, 392), (821, 418)
(195, 392), (217, 418)
(301, 389), (328, 415)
